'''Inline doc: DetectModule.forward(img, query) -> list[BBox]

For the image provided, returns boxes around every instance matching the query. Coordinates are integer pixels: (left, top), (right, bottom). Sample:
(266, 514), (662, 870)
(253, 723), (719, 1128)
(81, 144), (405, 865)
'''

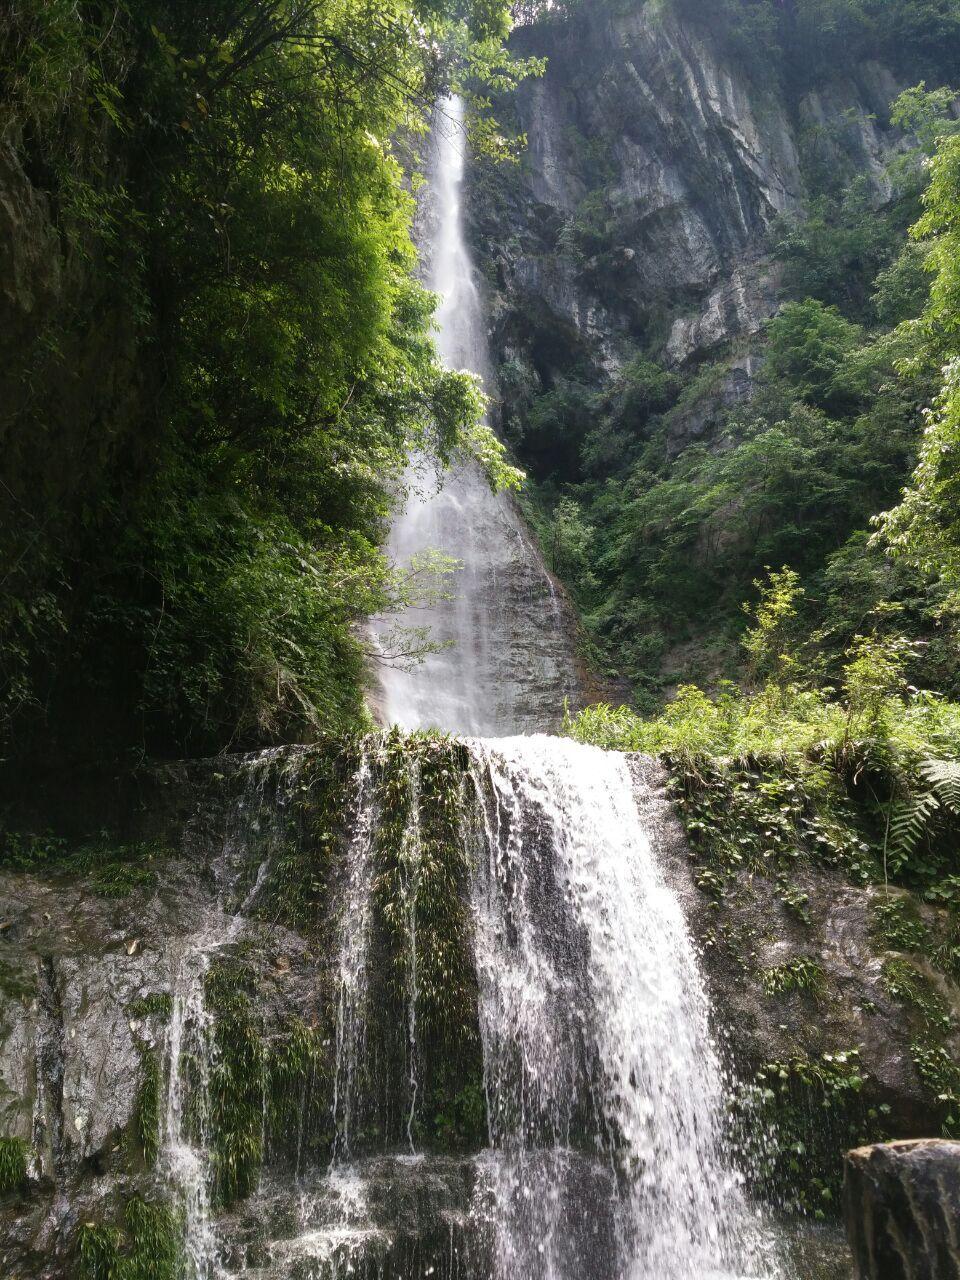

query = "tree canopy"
(0, 0), (529, 765)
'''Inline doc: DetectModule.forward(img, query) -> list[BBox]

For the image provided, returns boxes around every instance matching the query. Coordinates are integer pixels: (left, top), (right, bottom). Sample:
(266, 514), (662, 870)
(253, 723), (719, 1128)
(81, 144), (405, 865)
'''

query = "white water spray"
(330, 753), (377, 1161)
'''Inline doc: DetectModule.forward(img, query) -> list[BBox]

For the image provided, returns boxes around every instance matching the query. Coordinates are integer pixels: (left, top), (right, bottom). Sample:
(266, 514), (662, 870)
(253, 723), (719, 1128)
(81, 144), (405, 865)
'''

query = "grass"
(0, 1136), (28, 1194)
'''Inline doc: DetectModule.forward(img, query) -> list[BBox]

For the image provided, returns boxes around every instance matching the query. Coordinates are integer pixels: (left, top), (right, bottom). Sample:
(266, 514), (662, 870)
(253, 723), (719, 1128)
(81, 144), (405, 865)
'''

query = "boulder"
(844, 1139), (960, 1279)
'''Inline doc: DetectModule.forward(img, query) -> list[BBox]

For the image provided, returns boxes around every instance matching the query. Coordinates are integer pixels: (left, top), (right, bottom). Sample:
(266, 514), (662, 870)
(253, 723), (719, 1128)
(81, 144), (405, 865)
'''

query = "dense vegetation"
(559, 69), (960, 919)
(519, 0), (960, 85)
(664, 0), (960, 88)
(0, 0), (526, 770)
(494, 4), (960, 712)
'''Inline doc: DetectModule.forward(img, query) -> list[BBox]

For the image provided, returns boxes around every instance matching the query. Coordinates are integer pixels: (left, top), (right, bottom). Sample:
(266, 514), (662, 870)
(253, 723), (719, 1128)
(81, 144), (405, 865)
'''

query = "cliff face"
(468, 5), (908, 446)
(0, 749), (954, 1276)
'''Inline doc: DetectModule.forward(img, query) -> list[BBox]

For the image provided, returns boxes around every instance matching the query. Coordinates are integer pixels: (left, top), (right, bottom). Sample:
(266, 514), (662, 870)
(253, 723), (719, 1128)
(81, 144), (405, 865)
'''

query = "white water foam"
(467, 736), (783, 1280)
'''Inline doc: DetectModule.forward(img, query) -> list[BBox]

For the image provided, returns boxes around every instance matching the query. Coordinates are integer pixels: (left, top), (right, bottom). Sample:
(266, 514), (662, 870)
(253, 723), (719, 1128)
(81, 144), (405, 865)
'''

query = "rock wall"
(0, 745), (956, 1275)
(635, 758), (960, 1145)
(467, 5), (910, 452)
(844, 1139), (960, 1279)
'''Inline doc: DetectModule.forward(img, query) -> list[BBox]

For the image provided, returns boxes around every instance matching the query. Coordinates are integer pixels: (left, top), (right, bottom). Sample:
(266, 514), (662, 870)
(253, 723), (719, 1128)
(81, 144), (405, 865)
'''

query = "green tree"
(0, 0), (530, 762)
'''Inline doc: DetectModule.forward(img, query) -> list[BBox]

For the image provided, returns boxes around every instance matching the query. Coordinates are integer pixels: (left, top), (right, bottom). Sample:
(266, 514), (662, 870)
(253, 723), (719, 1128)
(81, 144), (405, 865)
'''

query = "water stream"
(370, 97), (580, 737)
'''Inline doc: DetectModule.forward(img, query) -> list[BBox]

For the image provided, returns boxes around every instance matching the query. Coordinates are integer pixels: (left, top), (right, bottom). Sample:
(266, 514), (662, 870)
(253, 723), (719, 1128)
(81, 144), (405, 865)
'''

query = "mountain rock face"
(466, 6), (908, 442)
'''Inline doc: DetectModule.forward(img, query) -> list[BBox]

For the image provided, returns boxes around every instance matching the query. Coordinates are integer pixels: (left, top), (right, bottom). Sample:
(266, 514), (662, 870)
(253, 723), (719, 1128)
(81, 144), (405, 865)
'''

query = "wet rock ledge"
(844, 1139), (960, 1279)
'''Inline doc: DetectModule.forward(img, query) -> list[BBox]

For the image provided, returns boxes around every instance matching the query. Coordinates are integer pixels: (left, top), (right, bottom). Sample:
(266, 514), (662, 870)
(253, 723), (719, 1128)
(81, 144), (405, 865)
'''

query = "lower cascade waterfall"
(467, 737), (776, 1280)
(154, 736), (783, 1280)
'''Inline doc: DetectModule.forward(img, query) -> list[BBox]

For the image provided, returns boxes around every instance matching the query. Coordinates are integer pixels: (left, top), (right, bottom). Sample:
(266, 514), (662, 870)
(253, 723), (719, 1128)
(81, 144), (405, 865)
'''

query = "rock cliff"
(1, 746), (956, 1275)
(467, 5), (911, 456)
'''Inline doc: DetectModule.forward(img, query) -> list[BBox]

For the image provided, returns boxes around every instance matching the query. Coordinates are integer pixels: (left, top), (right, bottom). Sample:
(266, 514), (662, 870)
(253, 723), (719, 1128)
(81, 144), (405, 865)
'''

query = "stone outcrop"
(467, 7), (913, 454)
(631, 759), (960, 1144)
(844, 1140), (960, 1279)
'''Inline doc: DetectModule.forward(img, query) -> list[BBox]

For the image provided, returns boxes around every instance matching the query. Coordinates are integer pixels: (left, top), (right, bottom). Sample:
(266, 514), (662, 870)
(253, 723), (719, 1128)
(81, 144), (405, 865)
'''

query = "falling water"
(359, 88), (787, 1280)
(330, 753), (377, 1161)
(160, 750), (328, 1279)
(371, 96), (580, 737)
(466, 737), (781, 1280)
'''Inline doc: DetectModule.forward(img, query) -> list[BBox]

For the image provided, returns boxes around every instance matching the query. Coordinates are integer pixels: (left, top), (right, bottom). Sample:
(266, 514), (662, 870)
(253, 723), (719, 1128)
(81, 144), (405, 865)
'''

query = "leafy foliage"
(873, 895), (932, 951)
(203, 959), (267, 1206)
(0, 1136), (29, 1195)
(134, 1049), (162, 1168)
(663, 0), (960, 88)
(564, 584), (960, 917)
(760, 957), (827, 998)
(0, 0), (529, 766)
(76, 1197), (182, 1280)
(888, 759), (960, 867)
(747, 1050), (884, 1217)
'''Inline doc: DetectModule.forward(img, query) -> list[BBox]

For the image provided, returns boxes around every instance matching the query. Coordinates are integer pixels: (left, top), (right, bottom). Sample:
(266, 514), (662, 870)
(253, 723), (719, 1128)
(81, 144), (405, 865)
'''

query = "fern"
(889, 792), (941, 866)
(888, 759), (960, 869)
(920, 759), (960, 815)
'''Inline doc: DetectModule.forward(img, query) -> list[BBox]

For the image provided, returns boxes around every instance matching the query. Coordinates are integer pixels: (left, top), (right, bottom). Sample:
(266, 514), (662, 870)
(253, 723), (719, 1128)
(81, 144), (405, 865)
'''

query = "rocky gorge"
(4, 0), (960, 1276)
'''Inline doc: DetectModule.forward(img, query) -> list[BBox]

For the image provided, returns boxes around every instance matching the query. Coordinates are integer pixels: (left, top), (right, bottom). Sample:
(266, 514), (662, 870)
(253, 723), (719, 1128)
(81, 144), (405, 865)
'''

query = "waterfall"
(466, 737), (779, 1279)
(370, 96), (580, 737)
(357, 90), (785, 1280)
(152, 92), (786, 1280)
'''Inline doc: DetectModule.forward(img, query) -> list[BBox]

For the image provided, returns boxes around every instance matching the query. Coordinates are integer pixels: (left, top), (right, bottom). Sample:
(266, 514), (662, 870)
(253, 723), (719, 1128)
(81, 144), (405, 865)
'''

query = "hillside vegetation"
(0, 0), (526, 769)
(487, 1), (960, 713)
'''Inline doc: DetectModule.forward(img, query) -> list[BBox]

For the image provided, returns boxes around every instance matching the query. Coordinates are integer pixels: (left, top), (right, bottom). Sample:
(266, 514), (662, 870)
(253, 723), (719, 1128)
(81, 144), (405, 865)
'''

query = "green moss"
(431, 1080), (487, 1149)
(134, 1048), (161, 1168)
(0, 828), (165, 897)
(266, 1019), (332, 1162)
(203, 959), (266, 1206)
(75, 839), (166, 899)
(123, 1196), (182, 1280)
(0, 958), (37, 1001)
(76, 1222), (124, 1280)
(368, 732), (486, 1148)
(259, 740), (359, 932)
(760, 957), (827, 998)
(0, 1136), (29, 1194)
(128, 992), (173, 1021)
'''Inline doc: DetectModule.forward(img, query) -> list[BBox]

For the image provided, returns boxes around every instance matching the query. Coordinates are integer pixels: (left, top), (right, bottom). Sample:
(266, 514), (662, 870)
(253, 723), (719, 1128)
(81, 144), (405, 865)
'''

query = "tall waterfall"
(371, 97), (580, 737)
(151, 95), (786, 1280)
(363, 95), (783, 1280)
